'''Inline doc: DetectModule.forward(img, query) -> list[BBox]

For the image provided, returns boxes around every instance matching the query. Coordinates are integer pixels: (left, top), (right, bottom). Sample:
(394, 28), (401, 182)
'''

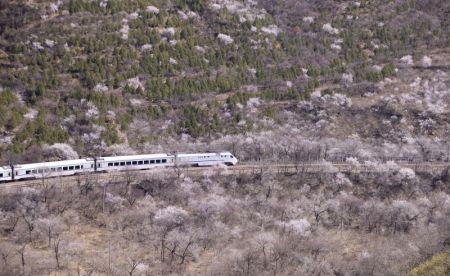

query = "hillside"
(0, 0), (450, 275)
(0, 0), (449, 163)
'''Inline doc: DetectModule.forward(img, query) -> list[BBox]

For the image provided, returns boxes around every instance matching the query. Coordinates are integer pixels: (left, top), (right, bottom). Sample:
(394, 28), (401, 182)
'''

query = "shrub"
(409, 253), (450, 276)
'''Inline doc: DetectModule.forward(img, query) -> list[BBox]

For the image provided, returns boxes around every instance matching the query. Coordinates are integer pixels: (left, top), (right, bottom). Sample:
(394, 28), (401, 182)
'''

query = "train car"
(0, 166), (12, 182)
(95, 154), (175, 172)
(0, 152), (238, 182)
(14, 159), (95, 180)
(176, 152), (238, 167)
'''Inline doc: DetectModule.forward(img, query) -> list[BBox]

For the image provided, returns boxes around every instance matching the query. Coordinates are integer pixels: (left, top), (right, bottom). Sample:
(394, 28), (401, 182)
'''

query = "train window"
(138, 161), (143, 165)
(120, 162), (125, 166)
(144, 160), (149, 164)
(156, 160), (161, 164)
(162, 159), (167, 163)
(63, 167), (68, 171)
(0, 173), (3, 177)
(69, 166), (74, 170)
(51, 168), (56, 172)
(132, 161), (137, 165)
(38, 169), (43, 173)
(114, 162), (119, 166)
(26, 170), (31, 175)
(126, 161), (131, 165)
(108, 163), (113, 167)
(57, 167), (62, 172)
(150, 160), (155, 164)
(75, 166), (81, 170)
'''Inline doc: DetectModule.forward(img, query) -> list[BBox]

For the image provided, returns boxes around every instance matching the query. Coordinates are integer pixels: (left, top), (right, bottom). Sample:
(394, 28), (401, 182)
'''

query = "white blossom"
(128, 12), (139, 20)
(194, 45), (206, 54)
(372, 65), (382, 72)
(50, 2), (61, 13)
(283, 219), (311, 236)
(186, 11), (198, 18)
(217, 33), (234, 45)
(178, 10), (189, 20)
(169, 57), (178, 65)
(331, 43), (342, 51)
(397, 168), (416, 181)
(120, 24), (129, 39)
(154, 206), (188, 226)
(421, 56), (432, 67)
(346, 157), (360, 167)
(141, 44), (152, 51)
(146, 6), (160, 14)
(400, 55), (413, 65)
(159, 27), (175, 37)
(341, 73), (354, 84)
(32, 42), (44, 50)
(94, 83), (108, 93)
(126, 77), (144, 90)
(85, 103), (99, 118)
(419, 118), (436, 132)
(322, 23), (339, 35)
(261, 25), (281, 36)
(43, 143), (79, 159)
(303, 16), (314, 24)
(45, 39), (55, 48)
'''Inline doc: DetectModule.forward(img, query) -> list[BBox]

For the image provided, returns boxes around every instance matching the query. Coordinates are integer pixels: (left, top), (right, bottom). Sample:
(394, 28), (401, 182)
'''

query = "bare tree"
(21, 215), (35, 243)
(0, 242), (13, 272)
(122, 170), (140, 207)
(37, 216), (65, 247)
(39, 169), (55, 209)
(312, 197), (329, 226)
(16, 244), (26, 274)
(127, 257), (142, 276)
(53, 236), (62, 269)
(172, 164), (187, 179)
(1, 213), (19, 235)
(78, 173), (95, 196)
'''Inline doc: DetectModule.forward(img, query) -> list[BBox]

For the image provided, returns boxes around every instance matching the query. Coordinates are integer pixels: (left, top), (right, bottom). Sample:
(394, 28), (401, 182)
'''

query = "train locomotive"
(0, 152), (238, 182)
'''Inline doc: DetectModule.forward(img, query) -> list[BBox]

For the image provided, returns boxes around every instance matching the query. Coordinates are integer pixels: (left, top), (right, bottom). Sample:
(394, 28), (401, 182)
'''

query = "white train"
(0, 152), (238, 182)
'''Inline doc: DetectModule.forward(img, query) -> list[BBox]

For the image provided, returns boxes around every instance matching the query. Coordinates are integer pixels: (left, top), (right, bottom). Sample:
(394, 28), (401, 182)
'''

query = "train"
(0, 152), (238, 182)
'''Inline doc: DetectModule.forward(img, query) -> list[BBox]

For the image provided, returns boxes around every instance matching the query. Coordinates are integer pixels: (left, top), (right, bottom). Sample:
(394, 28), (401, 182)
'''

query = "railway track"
(0, 162), (448, 193)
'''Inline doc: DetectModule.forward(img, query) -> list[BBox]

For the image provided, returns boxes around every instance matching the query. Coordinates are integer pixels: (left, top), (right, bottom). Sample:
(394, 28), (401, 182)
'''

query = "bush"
(409, 253), (450, 276)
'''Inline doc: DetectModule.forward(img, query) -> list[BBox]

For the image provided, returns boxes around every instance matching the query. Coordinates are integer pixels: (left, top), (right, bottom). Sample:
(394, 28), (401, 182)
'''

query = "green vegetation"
(0, 90), (27, 131)
(0, 0), (447, 158)
(409, 253), (450, 276)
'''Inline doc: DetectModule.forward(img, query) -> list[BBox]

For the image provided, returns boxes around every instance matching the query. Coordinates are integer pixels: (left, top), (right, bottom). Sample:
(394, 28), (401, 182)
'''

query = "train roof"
(14, 159), (94, 169)
(176, 152), (219, 157)
(98, 153), (171, 162)
(0, 166), (11, 172)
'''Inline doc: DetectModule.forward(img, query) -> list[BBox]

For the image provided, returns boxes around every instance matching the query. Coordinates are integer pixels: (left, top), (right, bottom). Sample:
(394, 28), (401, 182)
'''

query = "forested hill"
(0, 0), (449, 163)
